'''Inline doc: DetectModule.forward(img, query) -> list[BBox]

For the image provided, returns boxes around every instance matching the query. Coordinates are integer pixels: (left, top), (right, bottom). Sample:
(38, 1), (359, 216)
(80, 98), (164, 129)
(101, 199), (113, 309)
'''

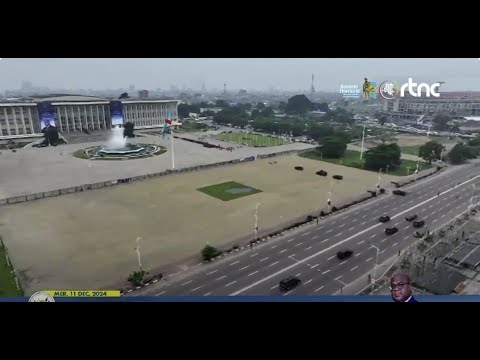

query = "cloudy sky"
(0, 58), (479, 92)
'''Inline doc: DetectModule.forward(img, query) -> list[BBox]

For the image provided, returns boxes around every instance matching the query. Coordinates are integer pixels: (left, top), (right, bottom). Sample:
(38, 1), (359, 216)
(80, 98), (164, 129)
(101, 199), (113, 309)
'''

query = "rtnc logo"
(378, 78), (441, 99)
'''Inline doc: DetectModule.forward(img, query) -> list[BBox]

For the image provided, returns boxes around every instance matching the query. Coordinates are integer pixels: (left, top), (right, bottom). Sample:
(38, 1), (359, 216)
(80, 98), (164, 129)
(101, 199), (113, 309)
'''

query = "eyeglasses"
(389, 282), (410, 291)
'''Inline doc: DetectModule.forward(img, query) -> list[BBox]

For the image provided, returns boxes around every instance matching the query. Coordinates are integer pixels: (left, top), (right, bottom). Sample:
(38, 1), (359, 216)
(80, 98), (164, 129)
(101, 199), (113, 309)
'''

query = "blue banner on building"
(37, 102), (57, 129)
(109, 101), (124, 127)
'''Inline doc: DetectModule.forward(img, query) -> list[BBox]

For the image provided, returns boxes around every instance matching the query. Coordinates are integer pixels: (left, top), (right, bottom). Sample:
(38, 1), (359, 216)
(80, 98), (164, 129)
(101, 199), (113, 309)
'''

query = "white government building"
(0, 95), (179, 137)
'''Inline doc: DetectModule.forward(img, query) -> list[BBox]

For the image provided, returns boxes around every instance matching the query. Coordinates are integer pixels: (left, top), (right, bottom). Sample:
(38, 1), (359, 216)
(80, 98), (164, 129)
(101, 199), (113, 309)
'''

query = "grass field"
(401, 145), (421, 156)
(197, 181), (262, 201)
(300, 149), (432, 176)
(216, 132), (288, 147)
(0, 237), (22, 296)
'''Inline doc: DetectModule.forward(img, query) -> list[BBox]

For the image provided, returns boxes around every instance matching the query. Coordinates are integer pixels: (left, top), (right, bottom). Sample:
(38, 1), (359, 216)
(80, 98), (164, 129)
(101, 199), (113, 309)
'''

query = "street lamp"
(406, 166), (411, 176)
(360, 125), (366, 160)
(414, 159), (420, 181)
(254, 203), (261, 242)
(135, 237), (143, 272)
(370, 245), (380, 293)
(335, 278), (348, 295)
(327, 180), (335, 213)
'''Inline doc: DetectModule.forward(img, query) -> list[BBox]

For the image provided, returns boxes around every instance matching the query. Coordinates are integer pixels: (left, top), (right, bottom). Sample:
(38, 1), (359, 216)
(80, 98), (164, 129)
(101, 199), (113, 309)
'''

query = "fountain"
(76, 126), (166, 160)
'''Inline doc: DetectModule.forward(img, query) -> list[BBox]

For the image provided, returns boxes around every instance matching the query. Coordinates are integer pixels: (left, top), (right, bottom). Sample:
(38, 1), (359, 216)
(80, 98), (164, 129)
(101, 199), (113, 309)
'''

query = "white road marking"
(322, 270), (330, 275)
(355, 253), (362, 257)
(357, 240), (365, 245)
(239, 265), (250, 271)
(351, 266), (358, 271)
(370, 234), (376, 238)
(433, 219), (438, 223)
(328, 255), (336, 260)
(408, 200), (414, 204)
(305, 246), (312, 251)
(392, 207), (398, 211)
(225, 281), (237, 287)
(380, 249), (386, 254)
(268, 261), (279, 267)
(380, 238), (387, 243)
(311, 264), (319, 269)
(279, 249), (287, 254)
(339, 260), (347, 265)
(392, 242), (398, 247)
(283, 290), (294, 296)
(181, 280), (193, 286)
(260, 257), (269, 262)
(326, 229), (333, 234)
(335, 275), (343, 280)
(206, 270), (218, 275)
(248, 271), (259, 277)
(296, 273), (301, 277)
(250, 253), (259, 257)
(441, 214), (446, 218)
(456, 205), (461, 210)
(339, 224), (345, 228)
(229, 174), (480, 295)
(348, 227), (355, 231)
(312, 235), (319, 239)
(191, 286), (203, 292)
(271, 245), (277, 249)
(315, 286), (325, 292)
(421, 208), (426, 212)
(304, 279), (313, 285)
(155, 291), (166, 296)
(361, 221), (367, 225)
(216, 275), (227, 281)
(335, 232), (343, 237)
(404, 236), (410, 240)
(271, 285), (278, 290)
(394, 222), (400, 226)
(295, 242), (304, 247)
(321, 238), (330, 243)
(288, 254), (296, 258)
(229, 261), (240, 266)
(302, 232), (311, 236)
(204, 292), (212, 296)
(366, 257), (373, 262)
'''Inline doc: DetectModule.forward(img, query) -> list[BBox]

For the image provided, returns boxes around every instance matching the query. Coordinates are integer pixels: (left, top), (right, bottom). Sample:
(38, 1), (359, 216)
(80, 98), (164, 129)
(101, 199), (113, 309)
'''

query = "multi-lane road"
(132, 161), (480, 297)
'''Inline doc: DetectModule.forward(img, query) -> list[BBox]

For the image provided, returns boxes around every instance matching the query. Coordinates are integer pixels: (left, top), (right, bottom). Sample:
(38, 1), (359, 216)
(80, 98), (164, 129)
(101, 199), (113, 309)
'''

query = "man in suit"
(390, 273), (417, 302)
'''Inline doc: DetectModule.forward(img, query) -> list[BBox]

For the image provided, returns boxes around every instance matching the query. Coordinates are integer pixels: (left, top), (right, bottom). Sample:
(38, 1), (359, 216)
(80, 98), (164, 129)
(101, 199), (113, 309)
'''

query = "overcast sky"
(0, 58), (479, 92)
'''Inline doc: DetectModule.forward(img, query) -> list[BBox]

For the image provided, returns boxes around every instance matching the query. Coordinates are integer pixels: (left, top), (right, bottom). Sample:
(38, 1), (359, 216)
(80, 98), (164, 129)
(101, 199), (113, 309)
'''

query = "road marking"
(204, 292), (212, 296)
(335, 275), (343, 280)
(335, 232), (343, 237)
(361, 221), (366, 225)
(326, 229), (333, 234)
(441, 214), (446, 218)
(380, 249), (386, 254)
(191, 286), (203, 292)
(181, 280), (193, 286)
(366, 257), (373, 262)
(392, 207), (398, 211)
(206, 270), (218, 275)
(225, 281), (237, 287)
(315, 286), (325, 292)
(311, 264), (319, 269)
(348, 227), (355, 231)
(339, 224), (345, 228)
(456, 205), (461, 210)
(304, 279), (313, 285)
(250, 253), (259, 257)
(229, 174), (480, 295)
(351, 266), (358, 271)
(380, 238), (387, 243)
(296, 273), (301, 277)
(362, 214), (367, 218)
(302, 232), (311, 236)
(421, 208), (426, 212)
(155, 291), (166, 296)
(328, 255), (336, 260)
(322, 270), (330, 275)
(394, 222), (400, 226)
(283, 290), (294, 296)
(321, 238), (330, 243)
(268, 261), (279, 267)
(404, 236), (410, 240)
(370, 234), (376, 238)
(295, 242), (304, 247)
(429, 204), (434, 208)
(408, 200), (414, 204)
(229, 261), (240, 266)
(279, 249), (287, 254)
(260, 257), (269, 262)
(339, 260), (347, 265)
(271, 285), (278, 290)
(355, 253), (362, 257)
(216, 275), (227, 281)
(271, 245), (277, 249)
(312, 235), (319, 239)
(239, 265), (250, 271)
(248, 271), (259, 277)
(288, 254), (296, 258)
(433, 219), (438, 223)
(287, 238), (295, 243)
(305, 246), (312, 251)
(331, 221), (337, 224)
(392, 242), (398, 247)
(357, 240), (365, 245)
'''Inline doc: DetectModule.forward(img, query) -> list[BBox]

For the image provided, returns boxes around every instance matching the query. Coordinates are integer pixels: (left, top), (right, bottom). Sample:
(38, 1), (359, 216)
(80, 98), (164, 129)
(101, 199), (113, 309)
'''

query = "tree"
(378, 130), (397, 144)
(379, 115), (388, 126)
(256, 102), (266, 110)
(119, 92), (129, 99)
(123, 122), (135, 138)
(432, 114), (451, 131)
(251, 109), (261, 119)
(364, 143), (402, 171)
(448, 143), (468, 164)
(313, 102), (330, 112)
(178, 103), (190, 118)
(202, 245), (220, 262)
(320, 137), (347, 158)
(468, 137), (480, 147)
(215, 99), (228, 108)
(261, 107), (274, 117)
(418, 141), (445, 164)
(285, 95), (314, 115)
(308, 125), (335, 143)
(128, 270), (146, 286)
(277, 101), (287, 111)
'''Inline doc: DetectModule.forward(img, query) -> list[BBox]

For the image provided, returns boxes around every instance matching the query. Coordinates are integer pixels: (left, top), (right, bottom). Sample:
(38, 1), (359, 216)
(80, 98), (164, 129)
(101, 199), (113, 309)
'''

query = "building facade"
(0, 95), (179, 137)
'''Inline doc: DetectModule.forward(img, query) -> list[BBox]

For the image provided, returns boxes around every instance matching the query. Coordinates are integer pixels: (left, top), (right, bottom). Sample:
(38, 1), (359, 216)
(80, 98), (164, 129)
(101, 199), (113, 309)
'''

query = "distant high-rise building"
(310, 74), (315, 94)
(224, 83), (227, 96)
(238, 89), (247, 96)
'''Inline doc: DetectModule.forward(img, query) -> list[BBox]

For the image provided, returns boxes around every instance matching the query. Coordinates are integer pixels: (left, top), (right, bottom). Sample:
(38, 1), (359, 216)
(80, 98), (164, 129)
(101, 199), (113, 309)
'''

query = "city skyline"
(1, 58), (480, 92)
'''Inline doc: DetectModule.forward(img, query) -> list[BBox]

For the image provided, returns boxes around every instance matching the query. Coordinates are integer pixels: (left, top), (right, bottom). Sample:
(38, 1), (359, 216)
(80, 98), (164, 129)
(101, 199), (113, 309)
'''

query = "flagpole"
(170, 116), (175, 170)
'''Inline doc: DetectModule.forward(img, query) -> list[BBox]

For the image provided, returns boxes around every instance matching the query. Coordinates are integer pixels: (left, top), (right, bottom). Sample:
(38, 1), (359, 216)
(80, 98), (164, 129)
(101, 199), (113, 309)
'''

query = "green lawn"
(400, 145), (421, 156)
(216, 132), (288, 147)
(197, 181), (262, 201)
(176, 122), (210, 133)
(300, 149), (432, 176)
(0, 237), (23, 296)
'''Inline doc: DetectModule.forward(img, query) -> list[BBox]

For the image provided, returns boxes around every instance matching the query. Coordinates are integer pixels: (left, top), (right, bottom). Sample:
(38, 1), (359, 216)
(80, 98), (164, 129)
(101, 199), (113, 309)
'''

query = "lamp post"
(254, 203), (261, 242)
(327, 180), (335, 213)
(414, 159), (420, 182)
(135, 237), (143, 272)
(360, 125), (366, 160)
(406, 166), (410, 176)
(370, 245), (380, 293)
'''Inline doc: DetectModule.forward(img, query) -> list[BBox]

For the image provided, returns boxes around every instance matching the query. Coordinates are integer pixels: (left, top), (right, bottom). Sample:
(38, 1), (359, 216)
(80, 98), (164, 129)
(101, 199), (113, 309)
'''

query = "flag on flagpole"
(162, 119), (172, 140)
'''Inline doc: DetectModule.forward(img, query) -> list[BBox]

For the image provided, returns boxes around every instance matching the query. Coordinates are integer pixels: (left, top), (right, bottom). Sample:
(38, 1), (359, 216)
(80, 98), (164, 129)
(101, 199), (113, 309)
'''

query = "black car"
(405, 214), (418, 222)
(385, 227), (399, 235)
(279, 277), (301, 291)
(413, 220), (425, 228)
(379, 215), (391, 223)
(393, 190), (407, 196)
(337, 250), (353, 260)
(294, 166), (304, 171)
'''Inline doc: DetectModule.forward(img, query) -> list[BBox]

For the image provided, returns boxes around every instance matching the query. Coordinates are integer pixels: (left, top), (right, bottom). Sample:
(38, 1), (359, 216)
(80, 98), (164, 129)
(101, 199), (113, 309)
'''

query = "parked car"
(279, 277), (301, 291)
(413, 220), (425, 228)
(316, 170), (328, 176)
(385, 227), (399, 235)
(379, 215), (391, 223)
(294, 166), (304, 171)
(337, 250), (353, 260)
(393, 190), (406, 196)
(333, 175), (343, 180)
(405, 214), (418, 222)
